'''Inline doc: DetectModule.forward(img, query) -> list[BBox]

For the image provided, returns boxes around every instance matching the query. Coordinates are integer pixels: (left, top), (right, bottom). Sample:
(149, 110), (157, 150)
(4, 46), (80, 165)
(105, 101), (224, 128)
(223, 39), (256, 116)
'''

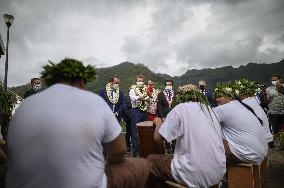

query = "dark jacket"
(201, 90), (214, 107)
(99, 88), (125, 122)
(157, 90), (175, 118)
(23, 88), (39, 99)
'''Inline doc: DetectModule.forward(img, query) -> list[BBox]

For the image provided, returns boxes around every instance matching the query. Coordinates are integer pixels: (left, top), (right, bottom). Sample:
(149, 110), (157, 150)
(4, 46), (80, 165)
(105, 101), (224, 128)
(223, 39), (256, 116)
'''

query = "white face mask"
(136, 81), (144, 87)
(271, 81), (276, 86)
(33, 83), (41, 91)
(165, 86), (173, 90)
(112, 84), (119, 90)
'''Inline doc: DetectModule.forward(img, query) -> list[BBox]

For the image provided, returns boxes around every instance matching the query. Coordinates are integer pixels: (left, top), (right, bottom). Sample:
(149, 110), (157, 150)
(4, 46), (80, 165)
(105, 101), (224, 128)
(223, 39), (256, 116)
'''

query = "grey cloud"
(0, 0), (284, 86)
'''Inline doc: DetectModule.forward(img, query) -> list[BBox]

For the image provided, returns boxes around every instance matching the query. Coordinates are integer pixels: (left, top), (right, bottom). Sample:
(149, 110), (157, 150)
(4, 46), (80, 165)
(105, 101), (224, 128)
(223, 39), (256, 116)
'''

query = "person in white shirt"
(6, 58), (151, 188)
(235, 79), (273, 147)
(214, 82), (268, 165)
(128, 74), (149, 157)
(147, 84), (226, 188)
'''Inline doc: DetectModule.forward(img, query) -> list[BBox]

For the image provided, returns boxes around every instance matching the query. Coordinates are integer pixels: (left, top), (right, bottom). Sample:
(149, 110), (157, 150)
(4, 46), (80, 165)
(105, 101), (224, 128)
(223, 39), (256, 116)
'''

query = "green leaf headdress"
(41, 58), (97, 86)
(234, 79), (258, 97)
(175, 84), (209, 106)
(214, 81), (238, 99)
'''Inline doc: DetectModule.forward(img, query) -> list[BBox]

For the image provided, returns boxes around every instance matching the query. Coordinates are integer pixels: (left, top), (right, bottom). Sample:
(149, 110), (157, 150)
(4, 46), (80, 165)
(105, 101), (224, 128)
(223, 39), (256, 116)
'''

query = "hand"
(153, 117), (163, 129)
(139, 95), (145, 100)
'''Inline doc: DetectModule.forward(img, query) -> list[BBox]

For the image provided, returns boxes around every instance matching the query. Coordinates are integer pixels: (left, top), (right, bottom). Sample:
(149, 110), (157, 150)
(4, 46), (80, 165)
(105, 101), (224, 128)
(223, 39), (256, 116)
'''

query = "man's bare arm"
(104, 134), (127, 164)
(153, 117), (163, 146)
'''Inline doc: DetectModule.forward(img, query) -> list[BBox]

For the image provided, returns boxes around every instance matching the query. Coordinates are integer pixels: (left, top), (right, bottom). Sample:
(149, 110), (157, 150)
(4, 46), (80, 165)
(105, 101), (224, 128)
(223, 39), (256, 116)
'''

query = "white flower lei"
(131, 84), (149, 111)
(106, 83), (119, 104)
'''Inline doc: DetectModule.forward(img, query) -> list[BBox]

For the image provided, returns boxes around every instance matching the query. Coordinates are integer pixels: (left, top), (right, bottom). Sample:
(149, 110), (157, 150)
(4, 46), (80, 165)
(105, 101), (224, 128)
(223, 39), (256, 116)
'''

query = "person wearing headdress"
(213, 81), (268, 165)
(235, 79), (273, 148)
(129, 74), (149, 157)
(147, 84), (226, 188)
(99, 75), (125, 122)
(6, 58), (151, 188)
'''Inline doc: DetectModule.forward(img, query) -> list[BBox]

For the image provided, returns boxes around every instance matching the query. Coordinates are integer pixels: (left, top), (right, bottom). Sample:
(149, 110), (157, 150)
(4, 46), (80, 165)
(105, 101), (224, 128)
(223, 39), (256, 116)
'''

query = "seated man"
(6, 58), (151, 188)
(147, 84), (226, 188)
(235, 79), (273, 147)
(214, 81), (268, 165)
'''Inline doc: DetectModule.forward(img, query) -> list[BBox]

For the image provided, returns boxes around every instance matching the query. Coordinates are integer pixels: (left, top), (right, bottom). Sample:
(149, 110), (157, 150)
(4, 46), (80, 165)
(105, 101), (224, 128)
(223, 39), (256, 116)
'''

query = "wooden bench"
(165, 181), (219, 188)
(228, 163), (254, 188)
(165, 181), (187, 188)
(165, 158), (269, 188)
(228, 162), (265, 188)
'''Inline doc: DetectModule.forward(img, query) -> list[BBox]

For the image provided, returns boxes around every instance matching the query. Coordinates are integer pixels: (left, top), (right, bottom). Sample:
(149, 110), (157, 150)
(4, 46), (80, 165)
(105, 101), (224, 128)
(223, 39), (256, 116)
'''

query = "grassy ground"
(262, 145), (284, 188)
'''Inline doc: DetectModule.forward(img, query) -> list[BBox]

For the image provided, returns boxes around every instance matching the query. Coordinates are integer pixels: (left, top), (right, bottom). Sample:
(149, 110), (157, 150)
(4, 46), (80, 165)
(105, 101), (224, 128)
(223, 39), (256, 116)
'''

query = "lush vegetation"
(0, 85), (17, 139)
(10, 59), (284, 97)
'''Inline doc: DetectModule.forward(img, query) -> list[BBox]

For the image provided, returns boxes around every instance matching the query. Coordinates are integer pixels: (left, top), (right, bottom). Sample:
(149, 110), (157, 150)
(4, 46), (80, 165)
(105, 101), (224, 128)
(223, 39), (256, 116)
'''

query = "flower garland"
(214, 81), (238, 99)
(234, 79), (258, 97)
(106, 83), (119, 104)
(175, 84), (209, 106)
(41, 58), (96, 86)
(131, 84), (149, 111)
(163, 89), (175, 108)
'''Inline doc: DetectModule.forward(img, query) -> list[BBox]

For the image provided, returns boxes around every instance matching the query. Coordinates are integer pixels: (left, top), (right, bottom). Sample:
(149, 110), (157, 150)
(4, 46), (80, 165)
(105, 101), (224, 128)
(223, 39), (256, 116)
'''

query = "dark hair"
(136, 74), (144, 81)
(108, 75), (119, 83)
(165, 79), (173, 85)
(272, 74), (281, 79)
(31, 78), (40, 84)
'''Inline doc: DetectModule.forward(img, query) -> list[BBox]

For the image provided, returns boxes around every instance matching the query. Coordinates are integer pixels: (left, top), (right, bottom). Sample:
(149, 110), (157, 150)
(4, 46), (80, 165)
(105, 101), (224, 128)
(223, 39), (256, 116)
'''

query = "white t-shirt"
(213, 100), (268, 165)
(242, 97), (273, 143)
(6, 84), (122, 188)
(159, 102), (226, 187)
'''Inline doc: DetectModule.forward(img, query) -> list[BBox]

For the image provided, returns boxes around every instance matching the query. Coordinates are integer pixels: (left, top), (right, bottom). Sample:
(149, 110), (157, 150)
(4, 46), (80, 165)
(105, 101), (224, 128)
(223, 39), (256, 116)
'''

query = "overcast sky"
(0, 0), (284, 86)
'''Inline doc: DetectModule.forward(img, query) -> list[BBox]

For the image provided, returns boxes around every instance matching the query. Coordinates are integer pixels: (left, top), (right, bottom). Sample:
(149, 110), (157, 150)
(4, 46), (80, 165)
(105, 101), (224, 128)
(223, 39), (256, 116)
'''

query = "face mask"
(33, 83), (41, 91)
(112, 84), (119, 90)
(165, 86), (172, 90)
(271, 81), (276, 86)
(147, 84), (153, 93)
(136, 81), (144, 87)
(199, 85), (205, 91)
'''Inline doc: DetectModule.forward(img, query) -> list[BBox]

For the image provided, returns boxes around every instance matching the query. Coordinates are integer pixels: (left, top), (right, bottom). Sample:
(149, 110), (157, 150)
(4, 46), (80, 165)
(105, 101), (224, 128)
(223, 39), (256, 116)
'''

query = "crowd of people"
(0, 58), (283, 187)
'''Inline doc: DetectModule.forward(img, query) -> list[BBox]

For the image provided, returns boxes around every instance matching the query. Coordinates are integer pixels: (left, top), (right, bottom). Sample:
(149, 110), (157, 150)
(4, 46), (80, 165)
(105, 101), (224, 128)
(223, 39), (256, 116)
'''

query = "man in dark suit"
(99, 75), (125, 122)
(157, 79), (175, 121)
(156, 79), (175, 153)
(199, 80), (214, 106)
(23, 78), (42, 99)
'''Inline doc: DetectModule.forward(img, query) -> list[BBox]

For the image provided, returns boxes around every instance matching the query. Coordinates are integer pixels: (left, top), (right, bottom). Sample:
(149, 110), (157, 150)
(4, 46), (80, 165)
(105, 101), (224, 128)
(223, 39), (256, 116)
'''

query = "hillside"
(10, 59), (284, 97)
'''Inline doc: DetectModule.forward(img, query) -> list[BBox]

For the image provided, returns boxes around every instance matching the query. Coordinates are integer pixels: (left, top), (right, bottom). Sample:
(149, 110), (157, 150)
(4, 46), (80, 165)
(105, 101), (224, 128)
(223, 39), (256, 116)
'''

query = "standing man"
(6, 58), (151, 188)
(198, 80), (213, 106)
(99, 75), (125, 122)
(129, 74), (149, 157)
(266, 74), (284, 136)
(157, 79), (175, 153)
(23, 78), (42, 99)
(157, 79), (175, 121)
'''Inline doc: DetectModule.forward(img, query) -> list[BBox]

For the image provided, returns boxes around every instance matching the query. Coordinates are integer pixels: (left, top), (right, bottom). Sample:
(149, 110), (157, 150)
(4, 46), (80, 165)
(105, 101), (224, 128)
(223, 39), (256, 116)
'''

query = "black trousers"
(268, 113), (284, 134)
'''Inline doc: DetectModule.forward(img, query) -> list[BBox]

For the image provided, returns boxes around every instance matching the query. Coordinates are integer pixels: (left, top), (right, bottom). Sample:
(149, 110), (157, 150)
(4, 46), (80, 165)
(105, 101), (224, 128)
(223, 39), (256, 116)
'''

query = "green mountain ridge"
(10, 59), (284, 97)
